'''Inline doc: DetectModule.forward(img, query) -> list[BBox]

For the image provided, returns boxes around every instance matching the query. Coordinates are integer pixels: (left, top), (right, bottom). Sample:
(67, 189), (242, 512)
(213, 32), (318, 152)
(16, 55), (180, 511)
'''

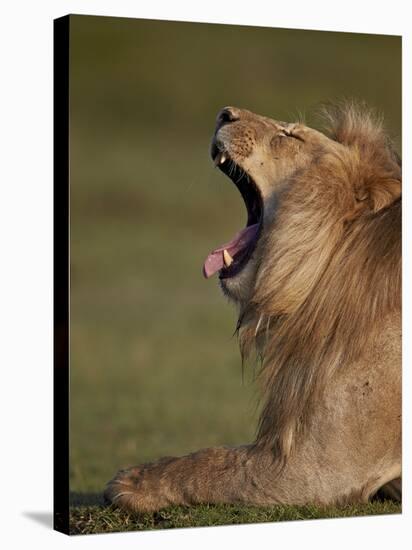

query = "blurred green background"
(69, 15), (401, 495)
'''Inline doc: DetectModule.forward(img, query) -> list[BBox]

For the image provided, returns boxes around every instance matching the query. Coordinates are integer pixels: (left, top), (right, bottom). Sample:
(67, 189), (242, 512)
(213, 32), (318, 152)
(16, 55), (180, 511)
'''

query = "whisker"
(255, 314), (264, 336)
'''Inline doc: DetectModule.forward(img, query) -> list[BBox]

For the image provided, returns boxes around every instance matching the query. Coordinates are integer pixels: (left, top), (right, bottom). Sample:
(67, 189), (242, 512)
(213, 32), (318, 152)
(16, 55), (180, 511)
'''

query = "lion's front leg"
(104, 445), (269, 513)
(104, 438), (400, 513)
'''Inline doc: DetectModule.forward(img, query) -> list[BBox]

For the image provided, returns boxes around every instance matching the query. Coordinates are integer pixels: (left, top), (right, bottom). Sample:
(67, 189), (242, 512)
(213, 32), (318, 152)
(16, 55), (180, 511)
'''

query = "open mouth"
(203, 146), (263, 279)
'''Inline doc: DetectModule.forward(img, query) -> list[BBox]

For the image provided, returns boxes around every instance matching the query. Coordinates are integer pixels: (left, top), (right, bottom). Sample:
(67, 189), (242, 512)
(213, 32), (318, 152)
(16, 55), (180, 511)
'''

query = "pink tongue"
(203, 224), (259, 278)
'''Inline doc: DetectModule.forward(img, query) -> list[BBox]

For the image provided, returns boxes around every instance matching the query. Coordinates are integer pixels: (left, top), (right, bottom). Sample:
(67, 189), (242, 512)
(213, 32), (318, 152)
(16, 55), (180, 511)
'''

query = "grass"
(69, 498), (401, 535)
(67, 16), (401, 534)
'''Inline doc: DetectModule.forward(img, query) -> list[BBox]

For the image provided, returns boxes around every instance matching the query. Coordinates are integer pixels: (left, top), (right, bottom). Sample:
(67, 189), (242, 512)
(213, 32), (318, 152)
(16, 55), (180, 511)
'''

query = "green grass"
(68, 16), (401, 534)
(69, 499), (401, 535)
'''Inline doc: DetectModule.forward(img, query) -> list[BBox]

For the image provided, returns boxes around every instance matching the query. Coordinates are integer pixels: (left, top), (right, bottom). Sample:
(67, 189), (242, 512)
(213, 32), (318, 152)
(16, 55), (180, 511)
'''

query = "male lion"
(105, 102), (401, 512)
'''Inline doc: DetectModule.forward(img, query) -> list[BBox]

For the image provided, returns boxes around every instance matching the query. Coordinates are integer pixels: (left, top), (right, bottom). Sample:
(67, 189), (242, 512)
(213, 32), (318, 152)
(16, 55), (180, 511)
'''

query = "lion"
(105, 102), (401, 512)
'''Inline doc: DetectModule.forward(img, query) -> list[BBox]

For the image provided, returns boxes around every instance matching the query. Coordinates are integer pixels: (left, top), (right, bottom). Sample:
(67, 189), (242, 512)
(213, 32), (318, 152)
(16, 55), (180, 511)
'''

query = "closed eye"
(280, 129), (305, 142)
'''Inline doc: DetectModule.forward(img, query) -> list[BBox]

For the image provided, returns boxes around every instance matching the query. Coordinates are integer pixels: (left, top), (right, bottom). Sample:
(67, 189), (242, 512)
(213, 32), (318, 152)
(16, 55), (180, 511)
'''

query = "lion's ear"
(357, 177), (401, 213)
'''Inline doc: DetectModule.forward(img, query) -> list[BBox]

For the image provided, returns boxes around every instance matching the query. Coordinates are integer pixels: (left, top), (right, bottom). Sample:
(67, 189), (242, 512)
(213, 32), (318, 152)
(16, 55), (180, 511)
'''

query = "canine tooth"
(220, 153), (226, 164)
(223, 249), (233, 267)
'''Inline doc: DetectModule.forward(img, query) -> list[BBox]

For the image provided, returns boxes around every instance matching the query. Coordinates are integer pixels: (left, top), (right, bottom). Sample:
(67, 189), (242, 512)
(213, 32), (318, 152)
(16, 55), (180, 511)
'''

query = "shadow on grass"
(70, 491), (105, 507)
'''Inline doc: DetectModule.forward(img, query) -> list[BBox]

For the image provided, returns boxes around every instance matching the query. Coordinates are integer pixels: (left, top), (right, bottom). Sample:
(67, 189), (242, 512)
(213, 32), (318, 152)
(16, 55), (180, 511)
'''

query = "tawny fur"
(105, 102), (401, 513)
(241, 104), (401, 460)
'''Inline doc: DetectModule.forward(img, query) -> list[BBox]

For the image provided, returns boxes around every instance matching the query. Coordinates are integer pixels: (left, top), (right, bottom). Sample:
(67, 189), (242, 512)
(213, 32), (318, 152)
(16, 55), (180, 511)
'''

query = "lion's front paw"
(104, 466), (156, 513)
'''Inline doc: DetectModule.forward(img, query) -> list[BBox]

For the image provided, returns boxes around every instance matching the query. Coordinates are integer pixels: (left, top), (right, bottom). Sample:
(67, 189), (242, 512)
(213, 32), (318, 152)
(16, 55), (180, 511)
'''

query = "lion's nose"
(216, 106), (240, 129)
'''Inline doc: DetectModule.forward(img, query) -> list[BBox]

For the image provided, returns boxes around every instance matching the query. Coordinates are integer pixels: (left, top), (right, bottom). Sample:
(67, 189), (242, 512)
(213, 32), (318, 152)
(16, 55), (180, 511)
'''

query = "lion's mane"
(238, 102), (401, 462)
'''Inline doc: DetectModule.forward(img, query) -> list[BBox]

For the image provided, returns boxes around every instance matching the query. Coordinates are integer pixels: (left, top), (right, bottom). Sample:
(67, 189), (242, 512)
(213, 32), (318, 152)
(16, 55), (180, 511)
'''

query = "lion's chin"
(218, 252), (259, 303)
